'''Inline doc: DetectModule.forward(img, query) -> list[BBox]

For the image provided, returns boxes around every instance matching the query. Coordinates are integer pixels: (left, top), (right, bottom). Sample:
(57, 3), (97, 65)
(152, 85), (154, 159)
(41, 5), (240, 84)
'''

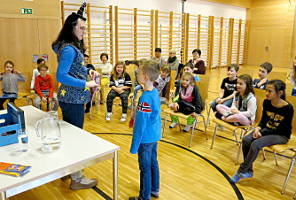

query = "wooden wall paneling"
(218, 17), (224, 67)
(134, 8), (137, 60)
(227, 18), (234, 65)
(231, 19), (239, 64)
(197, 15), (201, 48)
(211, 17), (220, 68)
(172, 13), (183, 61)
(109, 5), (114, 65)
(114, 6), (119, 63)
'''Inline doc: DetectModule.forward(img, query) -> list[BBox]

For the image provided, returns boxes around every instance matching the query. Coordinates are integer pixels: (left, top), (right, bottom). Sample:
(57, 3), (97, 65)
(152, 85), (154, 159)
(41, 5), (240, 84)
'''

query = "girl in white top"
(95, 53), (113, 103)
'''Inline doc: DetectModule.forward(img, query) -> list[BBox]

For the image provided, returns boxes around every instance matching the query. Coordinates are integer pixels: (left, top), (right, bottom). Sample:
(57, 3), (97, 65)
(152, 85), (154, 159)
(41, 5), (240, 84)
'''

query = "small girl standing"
(0, 61), (26, 110)
(216, 74), (257, 126)
(231, 80), (294, 183)
(106, 61), (132, 122)
(169, 72), (203, 132)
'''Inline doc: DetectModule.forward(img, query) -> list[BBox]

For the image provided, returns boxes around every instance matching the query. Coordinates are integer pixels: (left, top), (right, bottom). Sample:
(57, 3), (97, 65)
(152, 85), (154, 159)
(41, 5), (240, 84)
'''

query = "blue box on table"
(0, 103), (26, 147)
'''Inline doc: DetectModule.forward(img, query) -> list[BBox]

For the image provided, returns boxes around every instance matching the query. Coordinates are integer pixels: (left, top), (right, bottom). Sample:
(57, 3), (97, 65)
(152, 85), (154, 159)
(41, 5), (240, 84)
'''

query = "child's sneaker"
(183, 125), (192, 132)
(106, 112), (112, 121)
(151, 191), (159, 198)
(120, 113), (127, 122)
(230, 171), (253, 183)
(169, 122), (178, 128)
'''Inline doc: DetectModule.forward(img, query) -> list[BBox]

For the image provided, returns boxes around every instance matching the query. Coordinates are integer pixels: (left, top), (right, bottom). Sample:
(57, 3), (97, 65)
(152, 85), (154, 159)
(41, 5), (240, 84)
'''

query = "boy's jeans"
(138, 142), (160, 200)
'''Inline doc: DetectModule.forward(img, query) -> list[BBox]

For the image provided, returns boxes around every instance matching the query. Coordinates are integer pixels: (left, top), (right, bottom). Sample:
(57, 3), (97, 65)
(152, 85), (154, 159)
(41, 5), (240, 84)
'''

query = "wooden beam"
(169, 11), (173, 51)
(218, 17), (223, 67)
(227, 18), (234, 65)
(86, 3), (92, 62)
(61, 1), (65, 25)
(134, 8), (137, 60)
(150, 10), (154, 58)
(109, 5), (114, 65)
(236, 19), (242, 64)
(115, 6), (119, 63)
(155, 10), (159, 50)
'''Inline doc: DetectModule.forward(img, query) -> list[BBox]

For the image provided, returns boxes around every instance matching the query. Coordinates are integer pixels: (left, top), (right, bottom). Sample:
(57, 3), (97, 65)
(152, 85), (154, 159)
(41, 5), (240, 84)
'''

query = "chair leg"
(89, 100), (93, 120)
(189, 120), (197, 148)
(236, 142), (242, 165)
(206, 105), (211, 127)
(274, 152), (279, 166)
(210, 124), (218, 149)
(281, 157), (296, 194)
(262, 148), (267, 161)
(177, 118), (182, 132)
(162, 114), (168, 138)
(233, 130), (239, 145)
(200, 115), (208, 140)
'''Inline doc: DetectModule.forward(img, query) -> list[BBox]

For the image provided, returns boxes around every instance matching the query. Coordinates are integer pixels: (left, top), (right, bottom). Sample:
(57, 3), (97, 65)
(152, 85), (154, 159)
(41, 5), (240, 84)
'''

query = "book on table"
(0, 162), (31, 177)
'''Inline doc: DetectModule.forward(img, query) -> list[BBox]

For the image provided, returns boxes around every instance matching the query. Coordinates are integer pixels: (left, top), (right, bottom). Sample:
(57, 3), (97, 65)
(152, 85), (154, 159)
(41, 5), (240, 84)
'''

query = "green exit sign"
(21, 8), (33, 15)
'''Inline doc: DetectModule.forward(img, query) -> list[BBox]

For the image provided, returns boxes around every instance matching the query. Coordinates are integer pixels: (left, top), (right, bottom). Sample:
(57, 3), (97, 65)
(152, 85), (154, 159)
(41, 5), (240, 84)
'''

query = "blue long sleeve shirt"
(130, 88), (162, 154)
(56, 46), (86, 88)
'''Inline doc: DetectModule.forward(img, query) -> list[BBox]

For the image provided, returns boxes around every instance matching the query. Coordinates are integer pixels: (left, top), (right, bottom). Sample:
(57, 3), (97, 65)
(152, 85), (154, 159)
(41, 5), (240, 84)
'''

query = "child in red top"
(34, 64), (58, 110)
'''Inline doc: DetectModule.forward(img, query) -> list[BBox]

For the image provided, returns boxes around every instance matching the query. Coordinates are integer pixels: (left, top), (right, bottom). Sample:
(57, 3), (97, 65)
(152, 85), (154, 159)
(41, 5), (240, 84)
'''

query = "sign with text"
(20, 8), (33, 15)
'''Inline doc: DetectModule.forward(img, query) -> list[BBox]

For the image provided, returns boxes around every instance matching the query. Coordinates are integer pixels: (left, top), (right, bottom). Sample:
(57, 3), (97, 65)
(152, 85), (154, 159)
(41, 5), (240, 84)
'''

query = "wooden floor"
(10, 66), (296, 200)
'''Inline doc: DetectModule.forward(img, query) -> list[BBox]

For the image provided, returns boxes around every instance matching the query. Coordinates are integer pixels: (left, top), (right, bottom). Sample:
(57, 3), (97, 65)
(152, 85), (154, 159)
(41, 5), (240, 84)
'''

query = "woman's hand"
(86, 80), (99, 88)
(216, 98), (224, 104)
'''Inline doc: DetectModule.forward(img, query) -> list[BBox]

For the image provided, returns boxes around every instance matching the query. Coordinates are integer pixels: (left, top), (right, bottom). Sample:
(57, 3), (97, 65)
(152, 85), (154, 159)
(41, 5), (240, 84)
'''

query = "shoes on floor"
(169, 122), (178, 128)
(106, 112), (112, 121)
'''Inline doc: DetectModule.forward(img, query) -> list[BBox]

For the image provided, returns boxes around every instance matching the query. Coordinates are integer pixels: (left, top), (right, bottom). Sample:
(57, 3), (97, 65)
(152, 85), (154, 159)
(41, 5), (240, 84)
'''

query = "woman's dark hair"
(192, 49), (201, 56)
(100, 53), (109, 60)
(267, 79), (286, 100)
(238, 74), (254, 96)
(52, 13), (86, 52)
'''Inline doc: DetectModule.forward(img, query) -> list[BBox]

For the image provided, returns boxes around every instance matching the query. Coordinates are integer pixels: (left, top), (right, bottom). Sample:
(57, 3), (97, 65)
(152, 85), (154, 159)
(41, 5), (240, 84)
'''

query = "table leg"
(1, 191), (7, 200)
(113, 151), (118, 200)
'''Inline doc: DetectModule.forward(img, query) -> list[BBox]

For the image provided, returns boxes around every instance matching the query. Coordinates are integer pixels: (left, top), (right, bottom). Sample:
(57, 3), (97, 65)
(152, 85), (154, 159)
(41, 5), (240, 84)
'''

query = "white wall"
(63, 0), (246, 19)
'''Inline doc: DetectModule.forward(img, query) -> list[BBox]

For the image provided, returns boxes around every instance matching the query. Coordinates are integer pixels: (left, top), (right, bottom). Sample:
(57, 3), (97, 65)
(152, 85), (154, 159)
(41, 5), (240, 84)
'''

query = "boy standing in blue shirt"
(129, 60), (162, 200)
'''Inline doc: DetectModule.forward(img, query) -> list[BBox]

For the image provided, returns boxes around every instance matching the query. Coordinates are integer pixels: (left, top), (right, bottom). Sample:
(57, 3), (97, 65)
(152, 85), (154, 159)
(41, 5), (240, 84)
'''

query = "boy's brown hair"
(260, 62), (273, 73)
(142, 60), (160, 82)
(160, 64), (171, 74)
(37, 64), (49, 72)
(227, 64), (239, 72)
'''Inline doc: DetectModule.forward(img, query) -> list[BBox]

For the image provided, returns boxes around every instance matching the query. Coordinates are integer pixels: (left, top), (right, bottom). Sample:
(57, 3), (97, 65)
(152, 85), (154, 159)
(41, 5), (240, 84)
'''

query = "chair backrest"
(165, 70), (177, 100)
(267, 71), (287, 82)
(196, 73), (210, 105)
(254, 88), (266, 125)
(286, 95), (296, 136)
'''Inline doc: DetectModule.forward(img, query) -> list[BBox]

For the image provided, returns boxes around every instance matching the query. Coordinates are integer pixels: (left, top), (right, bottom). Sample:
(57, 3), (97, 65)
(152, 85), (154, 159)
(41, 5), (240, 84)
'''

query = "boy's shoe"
(106, 112), (112, 121)
(129, 197), (142, 200)
(169, 122), (178, 128)
(183, 125), (192, 132)
(70, 177), (97, 190)
(230, 171), (253, 183)
(120, 113), (127, 122)
(151, 191), (159, 198)
(85, 108), (90, 113)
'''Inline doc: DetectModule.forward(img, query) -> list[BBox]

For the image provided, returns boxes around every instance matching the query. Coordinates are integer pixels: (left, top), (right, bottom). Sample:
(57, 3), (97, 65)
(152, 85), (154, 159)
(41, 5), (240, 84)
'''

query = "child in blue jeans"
(130, 60), (161, 200)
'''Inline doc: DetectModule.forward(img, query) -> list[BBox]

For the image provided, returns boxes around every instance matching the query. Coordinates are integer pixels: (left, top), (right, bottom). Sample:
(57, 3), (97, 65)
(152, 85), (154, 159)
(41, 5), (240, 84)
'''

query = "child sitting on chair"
(34, 64), (58, 111)
(169, 72), (203, 132)
(106, 61), (132, 122)
(0, 60), (26, 110)
(210, 64), (239, 112)
(216, 74), (257, 126)
(154, 65), (171, 99)
(175, 62), (200, 96)
(253, 62), (273, 89)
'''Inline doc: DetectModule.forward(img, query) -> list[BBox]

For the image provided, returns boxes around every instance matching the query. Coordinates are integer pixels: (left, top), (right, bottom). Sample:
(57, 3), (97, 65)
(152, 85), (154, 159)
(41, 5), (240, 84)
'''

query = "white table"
(0, 106), (119, 200)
